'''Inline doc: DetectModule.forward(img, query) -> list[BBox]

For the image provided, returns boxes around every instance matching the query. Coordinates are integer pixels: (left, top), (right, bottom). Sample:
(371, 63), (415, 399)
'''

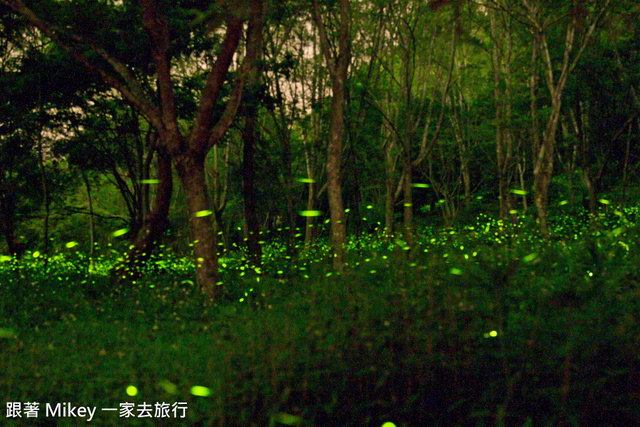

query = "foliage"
(1, 212), (639, 425)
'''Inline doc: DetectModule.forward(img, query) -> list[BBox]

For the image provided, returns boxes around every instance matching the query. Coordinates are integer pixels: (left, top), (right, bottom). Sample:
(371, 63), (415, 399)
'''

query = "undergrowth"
(1, 210), (639, 426)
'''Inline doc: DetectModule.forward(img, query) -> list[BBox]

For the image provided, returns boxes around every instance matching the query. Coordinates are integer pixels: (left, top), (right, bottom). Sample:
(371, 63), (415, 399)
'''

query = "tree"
(311, 0), (350, 272)
(521, 0), (611, 238)
(2, 0), (264, 300)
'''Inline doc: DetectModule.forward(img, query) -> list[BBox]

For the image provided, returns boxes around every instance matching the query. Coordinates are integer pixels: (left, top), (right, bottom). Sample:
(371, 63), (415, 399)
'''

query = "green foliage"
(2, 212), (640, 425)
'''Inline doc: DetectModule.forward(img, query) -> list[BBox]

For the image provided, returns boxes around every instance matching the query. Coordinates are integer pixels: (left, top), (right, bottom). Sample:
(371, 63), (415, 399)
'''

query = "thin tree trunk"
(0, 184), (25, 258)
(242, 99), (262, 266)
(115, 145), (173, 281)
(312, 0), (350, 273)
(80, 170), (95, 257)
(401, 144), (414, 247)
(524, 0), (611, 239)
(384, 135), (396, 239)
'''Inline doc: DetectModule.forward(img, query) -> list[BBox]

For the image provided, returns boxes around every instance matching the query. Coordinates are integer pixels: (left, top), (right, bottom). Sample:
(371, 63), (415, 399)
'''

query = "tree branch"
(1, 0), (165, 134)
(139, 0), (179, 145)
(190, 17), (243, 153)
(206, 0), (264, 152)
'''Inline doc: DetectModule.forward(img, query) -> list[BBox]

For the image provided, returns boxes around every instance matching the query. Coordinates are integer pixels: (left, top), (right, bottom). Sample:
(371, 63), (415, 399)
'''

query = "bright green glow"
(598, 199), (610, 205)
(190, 386), (211, 397)
(126, 385), (138, 396)
(65, 241), (78, 248)
(382, 423), (397, 427)
(559, 200), (569, 206)
(611, 226), (626, 237)
(508, 210), (518, 214)
(159, 380), (177, 394)
(195, 210), (213, 217)
(367, 205), (373, 209)
(370, 270), (376, 274)
(412, 183), (429, 188)
(140, 179), (160, 184)
(0, 328), (17, 338)
(297, 178), (316, 183)
(112, 228), (129, 237)
(0, 256), (12, 262)
(490, 330), (497, 337)
(299, 210), (322, 217)
(450, 268), (462, 275)
(510, 189), (528, 195)
(271, 412), (304, 426)
(33, 251), (40, 258)
(523, 253), (538, 263)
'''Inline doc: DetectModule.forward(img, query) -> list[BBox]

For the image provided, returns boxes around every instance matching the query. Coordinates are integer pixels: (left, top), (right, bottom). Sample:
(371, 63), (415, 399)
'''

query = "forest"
(1, 0), (639, 425)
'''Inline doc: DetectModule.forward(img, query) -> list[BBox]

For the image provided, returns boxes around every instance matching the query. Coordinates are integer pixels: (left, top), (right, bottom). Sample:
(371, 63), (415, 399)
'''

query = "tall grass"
(1, 209), (639, 426)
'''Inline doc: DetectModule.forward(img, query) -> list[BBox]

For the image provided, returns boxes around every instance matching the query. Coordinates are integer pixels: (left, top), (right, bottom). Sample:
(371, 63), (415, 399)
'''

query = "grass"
(1, 208), (640, 426)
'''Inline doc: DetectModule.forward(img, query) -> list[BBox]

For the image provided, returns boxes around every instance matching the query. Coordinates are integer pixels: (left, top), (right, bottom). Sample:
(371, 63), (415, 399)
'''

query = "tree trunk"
(312, 0), (351, 273)
(115, 145), (173, 281)
(175, 153), (221, 300)
(533, 97), (561, 239)
(80, 170), (95, 257)
(383, 127), (396, 239)
(326, 85), (348, 272)
(524, 0), (611, 239)
(490, 5), (513, 221)
(401, 146), (414, 248)
(3, 0), (264, 301)
(0, 186), (26, 258)
(242, 100), (262, 267)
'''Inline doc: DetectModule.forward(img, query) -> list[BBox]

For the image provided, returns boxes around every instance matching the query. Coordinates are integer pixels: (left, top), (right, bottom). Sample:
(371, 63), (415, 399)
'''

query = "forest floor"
(1, 209), (640, 426)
